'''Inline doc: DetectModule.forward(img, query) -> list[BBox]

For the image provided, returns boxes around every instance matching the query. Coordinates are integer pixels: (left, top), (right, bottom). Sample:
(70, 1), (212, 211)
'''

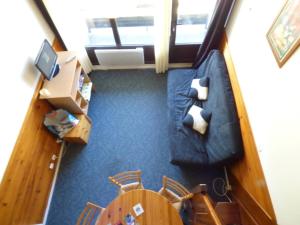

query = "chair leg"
(182, 200), (192, 212)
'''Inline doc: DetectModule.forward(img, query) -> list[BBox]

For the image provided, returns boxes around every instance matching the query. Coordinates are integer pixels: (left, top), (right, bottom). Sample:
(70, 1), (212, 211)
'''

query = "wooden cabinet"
(64, 114), (91, 144)
(39, 51), (92, 115)
(39, 51), (93, 144)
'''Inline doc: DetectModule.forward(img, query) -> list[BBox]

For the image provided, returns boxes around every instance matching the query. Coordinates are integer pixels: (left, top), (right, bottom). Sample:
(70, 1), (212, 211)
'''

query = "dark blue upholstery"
(167, 50), (243, 166)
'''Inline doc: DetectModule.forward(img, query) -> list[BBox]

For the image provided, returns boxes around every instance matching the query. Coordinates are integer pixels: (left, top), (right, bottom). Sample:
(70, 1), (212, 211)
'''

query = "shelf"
(82, 71), (91, 83)
(39, 51), (92, 115)
(80, 98), (89, 114)
(75, 91), (82, 106)
(40, 52), (78, 99)
(71, 62), (82, 98)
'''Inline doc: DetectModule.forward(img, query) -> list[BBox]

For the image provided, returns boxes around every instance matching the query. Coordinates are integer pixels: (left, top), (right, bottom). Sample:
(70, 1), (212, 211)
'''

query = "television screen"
(34, 39), (58, 80)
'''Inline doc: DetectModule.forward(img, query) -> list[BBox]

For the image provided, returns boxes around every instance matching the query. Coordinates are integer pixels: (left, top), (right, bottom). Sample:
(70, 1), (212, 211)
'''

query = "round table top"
(96, 189), (183, 225)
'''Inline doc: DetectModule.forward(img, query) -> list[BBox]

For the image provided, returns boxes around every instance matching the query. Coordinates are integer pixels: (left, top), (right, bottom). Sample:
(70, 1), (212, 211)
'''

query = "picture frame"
(267, 0), (300, 67)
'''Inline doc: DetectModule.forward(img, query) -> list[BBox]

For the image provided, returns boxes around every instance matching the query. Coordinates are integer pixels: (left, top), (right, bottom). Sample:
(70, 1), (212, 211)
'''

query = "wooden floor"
(220, 34), (276, 225)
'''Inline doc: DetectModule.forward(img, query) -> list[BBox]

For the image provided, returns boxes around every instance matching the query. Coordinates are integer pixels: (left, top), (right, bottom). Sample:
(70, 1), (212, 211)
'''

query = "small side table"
(63, 114), (91, 144)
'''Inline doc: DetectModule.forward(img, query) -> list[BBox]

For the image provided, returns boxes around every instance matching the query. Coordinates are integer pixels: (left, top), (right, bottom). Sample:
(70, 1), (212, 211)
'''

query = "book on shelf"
(78, 73), (85, 91)
(81, 82), (92, 101)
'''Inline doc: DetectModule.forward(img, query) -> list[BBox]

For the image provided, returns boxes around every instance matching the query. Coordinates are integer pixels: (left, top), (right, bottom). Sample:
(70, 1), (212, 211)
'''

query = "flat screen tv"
(34, 39), (59, 80)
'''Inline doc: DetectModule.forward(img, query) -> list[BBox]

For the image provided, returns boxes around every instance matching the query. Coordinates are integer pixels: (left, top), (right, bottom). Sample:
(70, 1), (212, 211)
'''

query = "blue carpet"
(46, 69), (224, 225)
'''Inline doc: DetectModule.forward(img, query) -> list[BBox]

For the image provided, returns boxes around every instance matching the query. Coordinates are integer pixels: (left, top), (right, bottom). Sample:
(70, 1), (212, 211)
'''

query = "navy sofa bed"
(167, 50), (244, 166)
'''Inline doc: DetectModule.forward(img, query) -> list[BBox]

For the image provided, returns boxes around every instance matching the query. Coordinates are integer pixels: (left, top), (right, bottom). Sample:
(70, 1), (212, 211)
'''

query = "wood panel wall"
(0, 42), (62, 225)
(189, 185), (224, 225)
(220, 34), (277, 225)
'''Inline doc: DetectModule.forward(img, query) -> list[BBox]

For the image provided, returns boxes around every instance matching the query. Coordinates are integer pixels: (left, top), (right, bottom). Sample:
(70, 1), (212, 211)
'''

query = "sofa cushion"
(167, 69), (209, 166)
(199, 50), (243, 164)
(183, 105), (211, 135)
(188, 77), (209, 100)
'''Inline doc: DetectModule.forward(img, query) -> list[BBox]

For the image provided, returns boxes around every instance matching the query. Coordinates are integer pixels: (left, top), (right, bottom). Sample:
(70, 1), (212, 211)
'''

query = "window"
(174, 0), (217, 44)
(82, 0), (155, 46)
(116, 16), (154, 45)
(81, 0), (219, 64)
(86, 18), (116, 46)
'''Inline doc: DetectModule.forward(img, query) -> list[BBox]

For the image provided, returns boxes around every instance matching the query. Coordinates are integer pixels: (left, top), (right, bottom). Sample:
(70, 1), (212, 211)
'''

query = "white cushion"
(183, 105), (211, 135)
(190, 77), (209, 100)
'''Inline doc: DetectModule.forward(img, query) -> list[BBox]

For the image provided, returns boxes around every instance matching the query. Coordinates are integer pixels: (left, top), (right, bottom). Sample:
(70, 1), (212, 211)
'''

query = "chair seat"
(119, 182), (144, 194)
(172, 201), (183, 212)
(158, 188), (182, 211)
(109, 170), (144, 195)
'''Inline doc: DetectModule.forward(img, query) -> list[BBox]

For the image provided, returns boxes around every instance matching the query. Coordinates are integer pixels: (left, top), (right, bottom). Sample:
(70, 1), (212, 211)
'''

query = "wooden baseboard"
(42, 142), (65, 224)
(220, 34), (277, 225)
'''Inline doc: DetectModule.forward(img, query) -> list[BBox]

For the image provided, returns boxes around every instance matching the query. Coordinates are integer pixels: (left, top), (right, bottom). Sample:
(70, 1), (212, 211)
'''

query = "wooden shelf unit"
(39, 51), (92, 115)
(63, 114), (91, 144)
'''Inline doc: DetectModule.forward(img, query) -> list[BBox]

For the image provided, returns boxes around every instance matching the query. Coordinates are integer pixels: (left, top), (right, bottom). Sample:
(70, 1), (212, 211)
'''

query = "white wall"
(0, 1), (54, 181)
(42, 0), (93, 73)
(226, 0), (300, 224)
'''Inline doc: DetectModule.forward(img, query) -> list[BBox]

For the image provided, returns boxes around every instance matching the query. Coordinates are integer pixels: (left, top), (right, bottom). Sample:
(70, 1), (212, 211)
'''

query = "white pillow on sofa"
(183, 105), (211, 135)
(188, 77), (209, 100)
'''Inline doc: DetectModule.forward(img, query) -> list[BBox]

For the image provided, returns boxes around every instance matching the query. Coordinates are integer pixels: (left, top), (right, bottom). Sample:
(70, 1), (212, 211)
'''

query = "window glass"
(175, 0), (217, 44)
(81, 0), (155, 46)
(116, 16), (154, 45)
(86, 18), (116, 46)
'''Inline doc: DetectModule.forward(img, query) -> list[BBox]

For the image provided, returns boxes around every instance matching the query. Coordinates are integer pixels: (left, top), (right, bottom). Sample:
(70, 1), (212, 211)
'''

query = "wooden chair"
(109, 170), (144, 195)
(159, 176), (193, 212)
(76, 202), (105, 225)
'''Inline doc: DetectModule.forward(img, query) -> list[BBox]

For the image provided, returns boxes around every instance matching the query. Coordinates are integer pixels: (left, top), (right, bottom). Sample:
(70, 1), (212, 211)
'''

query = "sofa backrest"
(197, 50), (243, 164)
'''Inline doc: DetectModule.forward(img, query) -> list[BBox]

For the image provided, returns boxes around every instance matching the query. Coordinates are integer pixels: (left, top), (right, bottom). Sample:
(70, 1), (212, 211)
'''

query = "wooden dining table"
(96, 189), (183, 225)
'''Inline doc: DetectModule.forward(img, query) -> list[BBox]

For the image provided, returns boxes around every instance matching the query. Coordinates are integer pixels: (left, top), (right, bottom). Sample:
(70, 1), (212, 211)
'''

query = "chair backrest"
(76, 202), (104, 225)
(162, 176), (193, 202)
(109, 170), (142, 187)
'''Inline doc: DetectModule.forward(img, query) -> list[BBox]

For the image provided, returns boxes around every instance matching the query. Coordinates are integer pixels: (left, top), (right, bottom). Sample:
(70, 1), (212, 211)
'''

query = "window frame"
(85, 17), (155, 65)
(85, 0), (218, 65)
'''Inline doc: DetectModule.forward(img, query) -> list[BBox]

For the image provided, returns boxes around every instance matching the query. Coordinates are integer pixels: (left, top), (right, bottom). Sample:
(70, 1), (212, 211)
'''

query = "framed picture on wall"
(267, 0), (300, 67)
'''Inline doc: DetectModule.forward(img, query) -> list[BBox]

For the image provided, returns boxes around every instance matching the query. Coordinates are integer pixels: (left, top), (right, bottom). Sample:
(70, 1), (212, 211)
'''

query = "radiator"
(95, 48), (144, 66)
